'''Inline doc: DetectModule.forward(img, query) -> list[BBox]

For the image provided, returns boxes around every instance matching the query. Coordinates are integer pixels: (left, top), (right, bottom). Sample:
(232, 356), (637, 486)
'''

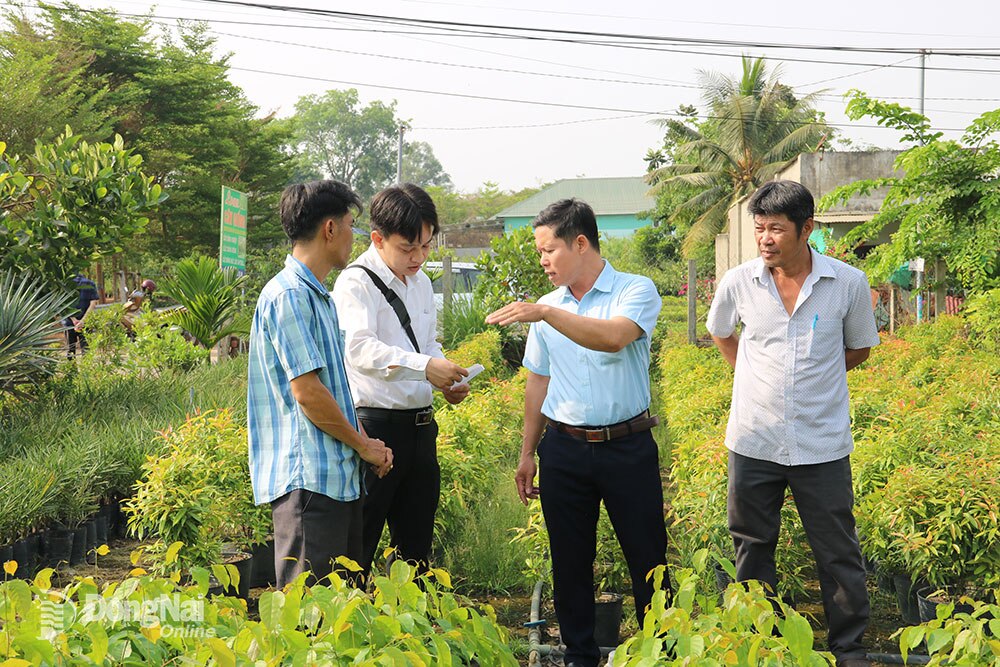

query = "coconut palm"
(647, 57), (828, 256)
(159, 256), (250, 350)
(0, 270), (72, 399)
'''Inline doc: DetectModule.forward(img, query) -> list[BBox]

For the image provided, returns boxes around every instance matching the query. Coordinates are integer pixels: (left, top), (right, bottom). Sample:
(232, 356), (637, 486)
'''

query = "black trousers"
(66, 327), (87, 358)
(358, 414), (440, 578)
(728, 451), (869, 661)
(270, 488), (362, 589)
(538, 425), (670, 667)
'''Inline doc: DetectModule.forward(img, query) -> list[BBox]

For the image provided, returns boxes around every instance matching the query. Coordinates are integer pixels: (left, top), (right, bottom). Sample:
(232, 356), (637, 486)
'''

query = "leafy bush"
(965, 287), (1000, 353)
(473, 226), (549, 314)
(444, 328), (507, 381)
(0, 560), (518, 665)
(896, 597), (1000, 666)
(126, 410), (270, 571)
(439, 294), (491, 349)
(613, 551), (835, 665)
(857, 456), (1000, 590)
(0, 270), (72, 400)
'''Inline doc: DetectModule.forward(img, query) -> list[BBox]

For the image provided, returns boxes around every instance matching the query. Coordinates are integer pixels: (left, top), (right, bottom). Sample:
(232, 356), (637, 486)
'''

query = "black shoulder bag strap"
(346, 265), (420, 354)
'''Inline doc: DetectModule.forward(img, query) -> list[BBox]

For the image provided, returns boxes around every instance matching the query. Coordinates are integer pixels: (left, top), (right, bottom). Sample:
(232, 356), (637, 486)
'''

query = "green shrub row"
(660, 314), (1000, 599)
(0, 561), (517, 665)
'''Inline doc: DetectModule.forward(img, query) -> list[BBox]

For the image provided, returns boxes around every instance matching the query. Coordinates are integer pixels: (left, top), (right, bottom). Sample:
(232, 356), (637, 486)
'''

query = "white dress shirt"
(706, 249), (880, 466)
(332, 245), (444, 410)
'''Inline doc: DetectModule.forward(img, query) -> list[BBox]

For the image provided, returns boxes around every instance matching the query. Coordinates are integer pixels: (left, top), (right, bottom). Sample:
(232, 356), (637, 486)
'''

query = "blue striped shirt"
(247, 255), (361, 505)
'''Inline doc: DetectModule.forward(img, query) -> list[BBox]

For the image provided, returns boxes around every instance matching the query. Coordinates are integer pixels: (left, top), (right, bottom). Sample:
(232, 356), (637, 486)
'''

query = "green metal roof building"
(493, 176), (655, 238)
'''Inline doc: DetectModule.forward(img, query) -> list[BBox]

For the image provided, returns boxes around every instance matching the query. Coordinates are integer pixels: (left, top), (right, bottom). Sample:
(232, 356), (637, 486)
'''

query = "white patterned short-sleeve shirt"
(706, 249), (880, 466)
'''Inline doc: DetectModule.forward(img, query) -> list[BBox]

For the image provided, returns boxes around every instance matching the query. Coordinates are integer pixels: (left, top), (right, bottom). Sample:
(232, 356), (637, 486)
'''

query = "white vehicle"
(424, 261), (482, 313)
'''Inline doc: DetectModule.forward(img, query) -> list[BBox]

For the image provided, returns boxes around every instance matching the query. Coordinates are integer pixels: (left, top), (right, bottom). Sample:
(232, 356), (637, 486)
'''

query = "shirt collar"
(284, 255), (331, 299)
(754, 247), (836, 286)
(558, 259), (615, 302)
(360, 244), (405, 287)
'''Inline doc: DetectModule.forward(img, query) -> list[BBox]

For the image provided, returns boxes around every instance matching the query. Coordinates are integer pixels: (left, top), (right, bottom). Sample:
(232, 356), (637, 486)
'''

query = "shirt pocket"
(808, 320), (842, 358)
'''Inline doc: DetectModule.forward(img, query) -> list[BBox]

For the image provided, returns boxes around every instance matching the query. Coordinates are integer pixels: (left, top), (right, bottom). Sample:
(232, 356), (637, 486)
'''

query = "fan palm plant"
(0, 270), (72, 399)
(159, 256), (251, 350)
(647, 57), (828, 256)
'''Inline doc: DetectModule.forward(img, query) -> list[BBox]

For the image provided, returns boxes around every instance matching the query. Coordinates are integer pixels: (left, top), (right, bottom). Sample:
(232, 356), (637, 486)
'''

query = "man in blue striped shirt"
(248, 180), (394, 588)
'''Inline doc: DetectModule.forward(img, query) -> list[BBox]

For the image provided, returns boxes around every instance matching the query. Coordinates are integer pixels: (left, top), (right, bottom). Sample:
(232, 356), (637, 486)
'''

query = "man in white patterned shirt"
(707, 181), (880, 667)
(333, 183), (469, 580)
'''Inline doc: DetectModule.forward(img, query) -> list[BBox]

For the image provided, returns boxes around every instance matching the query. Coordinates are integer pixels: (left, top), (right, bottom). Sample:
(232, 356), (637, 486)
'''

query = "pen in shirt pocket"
(811, 314), (819, 330)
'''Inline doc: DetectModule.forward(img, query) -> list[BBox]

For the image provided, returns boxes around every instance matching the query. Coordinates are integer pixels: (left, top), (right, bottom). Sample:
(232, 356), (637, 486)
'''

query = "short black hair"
(279, 180), (363, 244)
(747, 181), (815, 236)
(532, 198), (601, 252)
(369, 183), (439, 242)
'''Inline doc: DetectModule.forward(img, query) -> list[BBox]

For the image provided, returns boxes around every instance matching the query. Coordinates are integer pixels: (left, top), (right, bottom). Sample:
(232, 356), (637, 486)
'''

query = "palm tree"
(159, 256), (250, 350)
(646, 57), (828, 256)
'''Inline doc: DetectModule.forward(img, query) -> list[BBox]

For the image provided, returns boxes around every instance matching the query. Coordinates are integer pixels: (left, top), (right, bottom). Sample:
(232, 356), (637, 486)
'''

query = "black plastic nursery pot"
(893, 574), (924, 625)
(43, 528), (74, 568)
(916, 586), (997, 625)
(94, 514), (109, 546)
(593, 593), (624, 648)
(69, 526), (88, 566)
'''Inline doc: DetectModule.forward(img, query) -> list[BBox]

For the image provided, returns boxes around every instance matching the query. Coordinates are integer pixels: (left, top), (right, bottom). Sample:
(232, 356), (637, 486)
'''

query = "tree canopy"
(821, 92), (1000, 293)
(645, 57), (829, 262)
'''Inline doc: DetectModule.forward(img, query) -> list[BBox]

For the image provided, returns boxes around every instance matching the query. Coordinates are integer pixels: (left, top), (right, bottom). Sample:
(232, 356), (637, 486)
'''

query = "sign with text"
(219, 186), (247, 272)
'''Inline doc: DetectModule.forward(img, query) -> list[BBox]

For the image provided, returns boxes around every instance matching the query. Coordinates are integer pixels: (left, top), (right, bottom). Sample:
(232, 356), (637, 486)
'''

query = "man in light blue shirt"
(248, 180), (393, 588)
(487, 199), (669, 667)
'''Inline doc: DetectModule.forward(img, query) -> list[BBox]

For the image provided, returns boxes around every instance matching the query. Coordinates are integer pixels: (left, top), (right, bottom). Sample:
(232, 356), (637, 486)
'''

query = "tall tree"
(3, 6), (291, 263)
(290, 89), (398, 200)
(402, 141), (452, 190)
(645, 57), (829, 259)
(821, 92), (999, 293)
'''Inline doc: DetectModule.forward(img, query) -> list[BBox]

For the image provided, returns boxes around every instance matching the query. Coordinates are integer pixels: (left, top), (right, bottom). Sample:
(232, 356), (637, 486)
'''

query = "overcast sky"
(17, 0), (1000, 192)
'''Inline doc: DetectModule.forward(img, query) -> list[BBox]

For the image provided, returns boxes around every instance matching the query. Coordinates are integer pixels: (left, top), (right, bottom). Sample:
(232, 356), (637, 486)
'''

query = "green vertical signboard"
(220, 186), (247, 272)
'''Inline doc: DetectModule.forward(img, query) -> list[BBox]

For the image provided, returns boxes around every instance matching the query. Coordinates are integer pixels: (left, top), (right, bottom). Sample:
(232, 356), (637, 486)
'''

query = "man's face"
(373, 223), (434, 280)
(328, 211), (357, 270)
(534, 225), (582, 287)
(753, 213), (812, 269)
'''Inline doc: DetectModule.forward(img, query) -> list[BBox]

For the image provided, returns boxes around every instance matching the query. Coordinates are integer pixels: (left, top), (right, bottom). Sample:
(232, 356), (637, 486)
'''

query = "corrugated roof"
(493, 177), (654, 219)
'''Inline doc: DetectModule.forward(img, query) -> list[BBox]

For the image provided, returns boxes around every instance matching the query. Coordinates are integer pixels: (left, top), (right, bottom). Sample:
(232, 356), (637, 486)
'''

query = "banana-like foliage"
(159, 256), (251, 350)
(0, 270), (73, 398)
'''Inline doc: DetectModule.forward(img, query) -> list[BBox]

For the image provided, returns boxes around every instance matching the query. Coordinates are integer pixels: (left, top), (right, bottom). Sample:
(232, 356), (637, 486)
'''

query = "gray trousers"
(270, 489), (363, 589)
(728, 451), (869, 661)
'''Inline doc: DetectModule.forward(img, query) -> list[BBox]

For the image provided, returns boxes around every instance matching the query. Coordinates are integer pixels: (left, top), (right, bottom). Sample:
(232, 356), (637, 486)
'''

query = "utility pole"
(914, 49), (928, 323)
(396, 123), (406, 184)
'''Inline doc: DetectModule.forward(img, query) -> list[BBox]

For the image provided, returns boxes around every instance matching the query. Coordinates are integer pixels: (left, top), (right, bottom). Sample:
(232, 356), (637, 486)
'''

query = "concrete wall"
(715, 151), (903, 277)
(437, 222), (504, 258)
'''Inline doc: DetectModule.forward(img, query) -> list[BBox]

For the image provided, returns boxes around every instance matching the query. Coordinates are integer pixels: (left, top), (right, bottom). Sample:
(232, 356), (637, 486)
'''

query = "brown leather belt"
(547, 411), (660, 443)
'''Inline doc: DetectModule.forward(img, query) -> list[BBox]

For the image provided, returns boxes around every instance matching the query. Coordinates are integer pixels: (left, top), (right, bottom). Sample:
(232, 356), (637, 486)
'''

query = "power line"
(183, 0), (1000, 57)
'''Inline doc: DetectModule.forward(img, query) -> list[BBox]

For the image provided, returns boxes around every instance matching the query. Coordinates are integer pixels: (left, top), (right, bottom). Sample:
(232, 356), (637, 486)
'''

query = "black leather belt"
(547, 410), (659, 443)
(356, 406), (434, 426)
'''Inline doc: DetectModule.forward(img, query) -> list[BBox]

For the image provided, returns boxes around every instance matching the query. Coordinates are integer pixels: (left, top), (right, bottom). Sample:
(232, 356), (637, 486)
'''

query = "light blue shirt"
(706, 249), (881, 466)
(523, 261), (661, 427)
(247, 255), (361, 505)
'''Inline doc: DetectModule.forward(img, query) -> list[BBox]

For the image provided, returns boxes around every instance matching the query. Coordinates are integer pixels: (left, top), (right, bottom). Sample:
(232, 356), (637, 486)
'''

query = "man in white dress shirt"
(332, 183), (470, 579)
(707, 180), (880, 667)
